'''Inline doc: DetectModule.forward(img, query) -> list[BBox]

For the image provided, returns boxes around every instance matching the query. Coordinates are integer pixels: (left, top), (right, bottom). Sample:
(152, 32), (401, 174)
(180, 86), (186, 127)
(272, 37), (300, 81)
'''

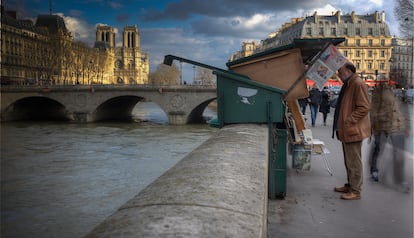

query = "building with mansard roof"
(230, 10), (394, 82)
(390, 38), (413, 87)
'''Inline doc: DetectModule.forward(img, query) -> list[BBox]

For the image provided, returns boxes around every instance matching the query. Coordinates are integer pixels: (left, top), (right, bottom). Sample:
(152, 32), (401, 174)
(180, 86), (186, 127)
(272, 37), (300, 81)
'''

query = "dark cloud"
(116, 14), (130, 24)
(191, 16), (276, 38)
(108, 1), (124, 9)
(139, 0), (330, 21)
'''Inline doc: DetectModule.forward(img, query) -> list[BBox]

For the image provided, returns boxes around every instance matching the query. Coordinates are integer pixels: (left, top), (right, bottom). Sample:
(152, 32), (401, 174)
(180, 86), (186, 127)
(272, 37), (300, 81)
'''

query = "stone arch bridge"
(1, 85), (217, 125)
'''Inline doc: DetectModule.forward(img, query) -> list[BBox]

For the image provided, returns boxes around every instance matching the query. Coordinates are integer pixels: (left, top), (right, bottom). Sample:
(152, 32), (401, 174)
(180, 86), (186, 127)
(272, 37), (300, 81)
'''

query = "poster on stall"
(306, 44), (347, 89)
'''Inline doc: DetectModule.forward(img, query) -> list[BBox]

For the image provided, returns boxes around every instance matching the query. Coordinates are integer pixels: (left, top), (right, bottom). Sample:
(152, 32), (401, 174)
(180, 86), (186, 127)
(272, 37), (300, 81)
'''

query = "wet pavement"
(267, 112), (413, 238)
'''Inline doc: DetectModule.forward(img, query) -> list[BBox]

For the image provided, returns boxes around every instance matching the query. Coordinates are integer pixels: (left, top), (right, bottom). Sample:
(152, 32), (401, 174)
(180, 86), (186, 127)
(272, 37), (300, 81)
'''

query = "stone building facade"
(230, 11), (394, 82)
(1, 7), (149, 85)
(390, 38), (413, 87)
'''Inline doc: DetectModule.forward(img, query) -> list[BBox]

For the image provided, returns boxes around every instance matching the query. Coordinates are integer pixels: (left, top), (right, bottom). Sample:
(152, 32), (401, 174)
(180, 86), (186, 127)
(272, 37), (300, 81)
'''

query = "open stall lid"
(227, 37), (345, 68)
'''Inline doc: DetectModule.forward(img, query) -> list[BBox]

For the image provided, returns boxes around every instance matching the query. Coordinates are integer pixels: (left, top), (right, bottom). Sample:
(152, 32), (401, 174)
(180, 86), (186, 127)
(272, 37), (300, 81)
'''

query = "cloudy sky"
(6, 0), (402, 81)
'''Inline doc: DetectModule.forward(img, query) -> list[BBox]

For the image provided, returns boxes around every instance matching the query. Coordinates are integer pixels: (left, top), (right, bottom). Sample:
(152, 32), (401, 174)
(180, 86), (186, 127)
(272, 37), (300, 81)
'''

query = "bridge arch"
(93, 95), (145, 122)
(1, 96), (70, 121)
(187, 98), (217, 124)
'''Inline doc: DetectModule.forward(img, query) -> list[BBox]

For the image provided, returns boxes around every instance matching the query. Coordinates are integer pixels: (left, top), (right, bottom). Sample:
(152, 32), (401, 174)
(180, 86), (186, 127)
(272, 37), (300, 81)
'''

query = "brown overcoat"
(337, 73), (371, 143)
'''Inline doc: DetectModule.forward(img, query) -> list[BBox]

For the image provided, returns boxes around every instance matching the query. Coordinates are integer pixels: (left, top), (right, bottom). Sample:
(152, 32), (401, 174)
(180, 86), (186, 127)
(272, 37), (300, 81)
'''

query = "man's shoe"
(334, 186), (350, 193)
(341, 192), (361, 200)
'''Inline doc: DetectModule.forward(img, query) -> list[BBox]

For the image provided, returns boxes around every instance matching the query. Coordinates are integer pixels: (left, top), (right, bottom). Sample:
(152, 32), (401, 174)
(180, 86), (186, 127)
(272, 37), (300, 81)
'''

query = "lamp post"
(180, 61), (183, 85)
(405, 17), (414, 88)
(193, 65), (196, 85)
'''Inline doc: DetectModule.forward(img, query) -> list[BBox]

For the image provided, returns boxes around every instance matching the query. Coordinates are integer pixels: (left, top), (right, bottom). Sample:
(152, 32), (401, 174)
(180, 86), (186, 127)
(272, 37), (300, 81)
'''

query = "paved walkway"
(267, 111), (413, 238)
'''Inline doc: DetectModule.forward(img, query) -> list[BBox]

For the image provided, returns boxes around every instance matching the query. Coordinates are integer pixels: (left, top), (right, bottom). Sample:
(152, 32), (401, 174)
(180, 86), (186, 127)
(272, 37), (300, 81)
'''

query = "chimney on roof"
(313, 11), (318, 23)
(351, 11), (356, 23)
(375, 11), (379, 22)
(335, 10), (341, 23)
(381, 11), (385, 22)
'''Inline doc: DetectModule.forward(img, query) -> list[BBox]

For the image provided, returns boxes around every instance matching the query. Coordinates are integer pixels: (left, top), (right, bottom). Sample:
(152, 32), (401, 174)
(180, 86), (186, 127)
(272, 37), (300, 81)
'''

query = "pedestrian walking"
(332, 62), (371, 200)
(308, 84), (322, 127)
(319, 86), (331, 126)
(369, 83), (410, 192)
(298, 97), (308, 115)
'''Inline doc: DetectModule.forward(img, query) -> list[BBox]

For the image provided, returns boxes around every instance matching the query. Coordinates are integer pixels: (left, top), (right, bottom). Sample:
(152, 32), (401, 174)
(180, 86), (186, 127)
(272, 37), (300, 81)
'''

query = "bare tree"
(394, 0), (414, 38)
(149, 63), (180, 86)
(195, 67), (216, 86)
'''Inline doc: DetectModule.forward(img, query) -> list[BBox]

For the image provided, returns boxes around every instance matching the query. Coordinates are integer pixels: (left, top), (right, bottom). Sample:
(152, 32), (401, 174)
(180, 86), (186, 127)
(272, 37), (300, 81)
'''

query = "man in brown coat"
(332, 62), (371, 200)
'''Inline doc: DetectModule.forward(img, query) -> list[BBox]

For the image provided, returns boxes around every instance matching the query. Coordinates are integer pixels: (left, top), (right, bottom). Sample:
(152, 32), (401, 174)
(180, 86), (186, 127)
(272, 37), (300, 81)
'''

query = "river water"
(1, 102), (218, 238)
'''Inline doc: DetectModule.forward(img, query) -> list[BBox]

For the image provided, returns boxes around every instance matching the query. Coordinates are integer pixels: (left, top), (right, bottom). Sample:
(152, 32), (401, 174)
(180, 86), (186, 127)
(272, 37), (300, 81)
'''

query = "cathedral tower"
(95, 25), (115, 48)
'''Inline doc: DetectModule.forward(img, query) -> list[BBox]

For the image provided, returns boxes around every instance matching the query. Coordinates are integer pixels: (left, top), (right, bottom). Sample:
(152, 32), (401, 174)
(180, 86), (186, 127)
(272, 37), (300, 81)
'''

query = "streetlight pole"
(193, 65), (196, 84)
(180, 61), (183, 85)
(405, 17), (414, 88)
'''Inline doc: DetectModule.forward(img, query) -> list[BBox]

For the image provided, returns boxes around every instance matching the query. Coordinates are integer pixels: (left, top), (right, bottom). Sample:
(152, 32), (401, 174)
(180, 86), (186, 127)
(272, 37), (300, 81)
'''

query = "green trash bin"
(213, 70), (286, 128)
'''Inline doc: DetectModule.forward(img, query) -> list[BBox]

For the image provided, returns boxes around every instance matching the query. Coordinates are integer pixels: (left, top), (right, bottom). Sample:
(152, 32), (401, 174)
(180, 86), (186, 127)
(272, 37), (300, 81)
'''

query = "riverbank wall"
(85, 124), (269, 237)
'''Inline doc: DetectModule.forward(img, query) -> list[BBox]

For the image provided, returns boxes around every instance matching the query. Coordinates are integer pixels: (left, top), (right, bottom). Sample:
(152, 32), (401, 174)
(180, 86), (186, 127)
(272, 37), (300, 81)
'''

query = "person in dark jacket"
(308, 84), (322, 127)
(319, 86), (331, 126)
(298, 98), (308, 115)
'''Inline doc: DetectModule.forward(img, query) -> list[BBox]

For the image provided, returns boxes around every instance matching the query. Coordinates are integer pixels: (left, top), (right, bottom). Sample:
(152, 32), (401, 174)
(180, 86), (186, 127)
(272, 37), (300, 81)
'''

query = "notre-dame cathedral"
(95, 25), (149, 85)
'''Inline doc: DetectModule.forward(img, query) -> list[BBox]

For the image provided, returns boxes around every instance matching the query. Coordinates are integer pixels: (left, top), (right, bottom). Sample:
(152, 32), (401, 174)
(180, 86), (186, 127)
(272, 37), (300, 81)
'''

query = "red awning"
(306, 79), (343, 87)
(365, 79), (393, 87)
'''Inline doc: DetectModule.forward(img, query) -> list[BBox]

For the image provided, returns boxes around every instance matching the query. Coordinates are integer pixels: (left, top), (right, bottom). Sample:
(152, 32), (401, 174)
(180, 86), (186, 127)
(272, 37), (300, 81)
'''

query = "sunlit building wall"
(1, 7), (149, 85)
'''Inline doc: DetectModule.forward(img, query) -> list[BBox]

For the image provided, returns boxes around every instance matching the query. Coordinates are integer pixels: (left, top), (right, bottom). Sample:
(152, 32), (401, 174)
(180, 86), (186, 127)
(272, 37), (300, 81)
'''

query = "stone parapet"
(85, 124), (269, 237)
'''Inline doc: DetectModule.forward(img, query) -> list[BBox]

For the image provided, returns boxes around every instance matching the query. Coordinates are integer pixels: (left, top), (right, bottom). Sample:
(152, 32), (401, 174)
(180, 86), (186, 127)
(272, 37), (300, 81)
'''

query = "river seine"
(1, 102), (218, 238)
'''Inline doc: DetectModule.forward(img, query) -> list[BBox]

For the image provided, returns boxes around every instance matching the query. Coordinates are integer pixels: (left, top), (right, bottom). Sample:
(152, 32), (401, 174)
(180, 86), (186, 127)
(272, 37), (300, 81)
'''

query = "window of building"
(380, 50), (385, 57)
(343, 28), (348, 35)
(331, 28), (336, 35)
(343, 50), (348, 57)
(380, 28), (385, 35)
(368, 50), (373, 57)
(356, 28), (361, 35)
(368, 28), (373, 35)
(319, 28), (324, 35)
(381, 39), (385, 46)
(356, 50), (360, 57)
(356, 62), (360, 69)
(306, 28), (311, 35)
(380, 62), (385, 70)
(368, 39), (373, 46)
(368, 62), (372, 69)
(356, 39), (360, 46)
